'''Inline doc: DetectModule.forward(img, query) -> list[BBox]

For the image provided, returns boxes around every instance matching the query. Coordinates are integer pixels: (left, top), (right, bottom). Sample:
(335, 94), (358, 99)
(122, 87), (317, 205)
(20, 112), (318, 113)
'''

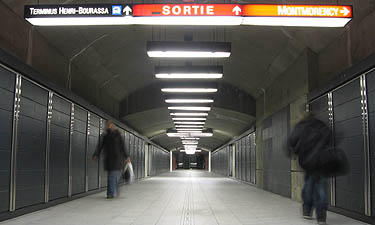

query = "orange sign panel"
(243, 5), (352, 18)
(133, 4), (243, 17)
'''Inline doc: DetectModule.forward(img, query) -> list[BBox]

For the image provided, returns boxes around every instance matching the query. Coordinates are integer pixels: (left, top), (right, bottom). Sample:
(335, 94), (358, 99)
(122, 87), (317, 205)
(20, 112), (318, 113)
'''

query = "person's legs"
(107, 170), (116, 198)
(114, 170), (121, 197)
(314, 176), (328, 224)
(302, 173), (314, 218)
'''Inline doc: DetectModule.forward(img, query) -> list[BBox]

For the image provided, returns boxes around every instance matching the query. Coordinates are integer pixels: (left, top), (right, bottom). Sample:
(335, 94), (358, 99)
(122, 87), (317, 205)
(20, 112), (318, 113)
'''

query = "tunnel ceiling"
(3, 0), (373, 151)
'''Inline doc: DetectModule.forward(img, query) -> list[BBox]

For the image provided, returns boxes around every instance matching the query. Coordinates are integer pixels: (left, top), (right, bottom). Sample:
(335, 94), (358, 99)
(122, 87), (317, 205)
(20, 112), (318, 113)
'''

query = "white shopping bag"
(123, 162), (134, 184)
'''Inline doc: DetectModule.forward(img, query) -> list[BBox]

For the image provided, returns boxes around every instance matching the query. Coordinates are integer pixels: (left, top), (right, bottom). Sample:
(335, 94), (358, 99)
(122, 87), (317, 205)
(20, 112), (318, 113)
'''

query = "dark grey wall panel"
(87, 114), (99, 190)
(16, 80), (47, 209)
(71, 107), (87, 195)
(117, 129), (125, 184)
(133, 137), (138, 179)
(333, 79), (365, 214)
(49, 95), (70, 201)
(245, 136), (251, 182)
(141, 141), (145, 178)
(99, 119), (107, 188)
(235, 142), (239, 179)
(250, 134), (256, 184)
(309, 96), (329, 125)
(366, 70), (375, 216)
(136, 138), (140, 179)
(262, 106), (290, 198)
(0, 67), (15, 212)
(242, 138), (246, 181)
(333, 80), (361, 107)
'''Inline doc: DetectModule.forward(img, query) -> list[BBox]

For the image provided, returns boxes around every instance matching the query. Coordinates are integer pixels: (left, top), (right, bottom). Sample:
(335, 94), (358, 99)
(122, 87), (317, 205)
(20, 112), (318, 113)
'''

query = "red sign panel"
(133, 4), (243, 17)
(243, 5), (352, 18)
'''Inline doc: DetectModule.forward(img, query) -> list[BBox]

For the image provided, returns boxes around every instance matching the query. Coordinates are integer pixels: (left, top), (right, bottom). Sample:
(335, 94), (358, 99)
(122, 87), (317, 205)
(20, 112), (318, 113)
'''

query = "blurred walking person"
(93, 120), (130, 199)
(288, 115), (348, 225)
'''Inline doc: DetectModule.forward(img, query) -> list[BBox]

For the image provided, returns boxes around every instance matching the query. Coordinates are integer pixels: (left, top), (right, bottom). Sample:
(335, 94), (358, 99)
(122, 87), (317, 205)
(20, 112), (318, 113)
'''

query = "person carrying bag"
(288, 115), (349, 225)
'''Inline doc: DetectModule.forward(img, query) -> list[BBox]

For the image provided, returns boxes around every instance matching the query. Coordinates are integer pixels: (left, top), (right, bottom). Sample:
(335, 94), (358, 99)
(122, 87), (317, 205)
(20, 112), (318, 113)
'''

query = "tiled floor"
(0, 171), (369, 225)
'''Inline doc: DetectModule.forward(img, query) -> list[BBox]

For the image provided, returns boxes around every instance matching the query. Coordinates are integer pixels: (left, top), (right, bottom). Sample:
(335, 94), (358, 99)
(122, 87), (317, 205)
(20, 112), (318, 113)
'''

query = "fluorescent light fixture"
(176, 128), (204, 130)
(157, 73), (222, 79)
(162, 88), (217, 93)
(149, 51), (230, 58)
(155, 65), (223, 79)
(175, 125), (204, 128)
(181, 137), (200, 140)
(167, 132), (211, 137)
(26, 11), (240, 27)
(198, 132), (213, 137)
(166, 99), (213, 103)
(172, 118), (206, 121)
(27, 16), (351, 28)
(185, 150), (196, 155)
(182, 139), (198, 142)
(174, 122), (205, 124)
(147, 41), (231, 58)
(242, 17), (351, 27)
(177, 130), (203, 132)
(168, 106), (211, 111)
(184, 144), (197, 147)
(171, 113), (208, 116)
(167, 132), (187, 137)
(182, 141), (198, 144)
(177, 130), (202, 133)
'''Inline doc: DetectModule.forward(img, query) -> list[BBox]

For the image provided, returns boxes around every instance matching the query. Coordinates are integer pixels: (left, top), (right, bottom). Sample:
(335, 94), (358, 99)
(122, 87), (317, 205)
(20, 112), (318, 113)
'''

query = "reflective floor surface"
(0, 170), (369, 225)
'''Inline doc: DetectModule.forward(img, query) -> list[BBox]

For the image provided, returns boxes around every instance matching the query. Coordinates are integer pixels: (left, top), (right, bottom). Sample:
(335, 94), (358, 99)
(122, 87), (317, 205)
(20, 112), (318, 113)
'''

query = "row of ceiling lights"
(146, 41), (231, 154)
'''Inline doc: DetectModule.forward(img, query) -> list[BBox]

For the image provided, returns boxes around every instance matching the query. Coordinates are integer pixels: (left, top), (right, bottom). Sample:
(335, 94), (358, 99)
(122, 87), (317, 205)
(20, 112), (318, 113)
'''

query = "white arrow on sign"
(123, 5), (132, 16)
(232, 6), (242, 15)
(340, 7), (350, 16)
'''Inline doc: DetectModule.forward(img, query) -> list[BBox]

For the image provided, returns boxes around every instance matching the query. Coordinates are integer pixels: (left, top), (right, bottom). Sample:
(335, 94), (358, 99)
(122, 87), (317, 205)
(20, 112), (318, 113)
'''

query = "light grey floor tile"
(0, 171), (369, 225)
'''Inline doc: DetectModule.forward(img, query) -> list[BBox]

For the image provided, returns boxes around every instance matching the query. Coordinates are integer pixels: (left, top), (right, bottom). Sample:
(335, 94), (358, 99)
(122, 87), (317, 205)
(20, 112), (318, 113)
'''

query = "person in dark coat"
(93, 120), (130, 198)
(288, 116), (331, 225)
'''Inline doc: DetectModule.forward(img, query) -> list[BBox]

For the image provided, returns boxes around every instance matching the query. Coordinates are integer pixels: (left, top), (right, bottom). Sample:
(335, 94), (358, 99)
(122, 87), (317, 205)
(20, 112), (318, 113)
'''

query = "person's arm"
(93, 135), (104, 161)
(287, 123), (302, 156)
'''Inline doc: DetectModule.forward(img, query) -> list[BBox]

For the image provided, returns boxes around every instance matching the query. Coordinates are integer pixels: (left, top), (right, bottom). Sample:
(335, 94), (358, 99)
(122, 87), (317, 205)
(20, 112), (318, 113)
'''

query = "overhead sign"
(24, 4), (133, 17)
(132, 4), (242, 17)
(24, 4), (353, 27)
(243, 5), (352, 18)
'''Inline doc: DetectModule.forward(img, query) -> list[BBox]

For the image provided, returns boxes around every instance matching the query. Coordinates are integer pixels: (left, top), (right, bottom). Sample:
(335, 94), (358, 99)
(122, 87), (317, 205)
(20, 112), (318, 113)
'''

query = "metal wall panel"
(333, 79), (365, 214)
(87, 114), (99, 190)
(245, 136), (251, 182)
(365, 71), (375, 216)
(99, 119), (107, 188)
(241, 139), (246, 181)
(262, 107), (291, 198)
(49, 95), (70, 200)
(235, 141), (239, 179)
(148, 145), (152, 176)
(141, 141), (145, 178)
(15, 79), (48, 209)
(138, 138), (141, 178)
(151, 147), (154, 176)
(134, 137), (139, 180)
(225, 149), (228, 175)
(117, 128), (125, 184)
(135, 136), (139, 179)
(250, 133), (256, 184)
(309, 95), (333, 205)
(71, 106), (87, 195)
(309, 96), (330, 125)
(0, 67), (15, 212)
